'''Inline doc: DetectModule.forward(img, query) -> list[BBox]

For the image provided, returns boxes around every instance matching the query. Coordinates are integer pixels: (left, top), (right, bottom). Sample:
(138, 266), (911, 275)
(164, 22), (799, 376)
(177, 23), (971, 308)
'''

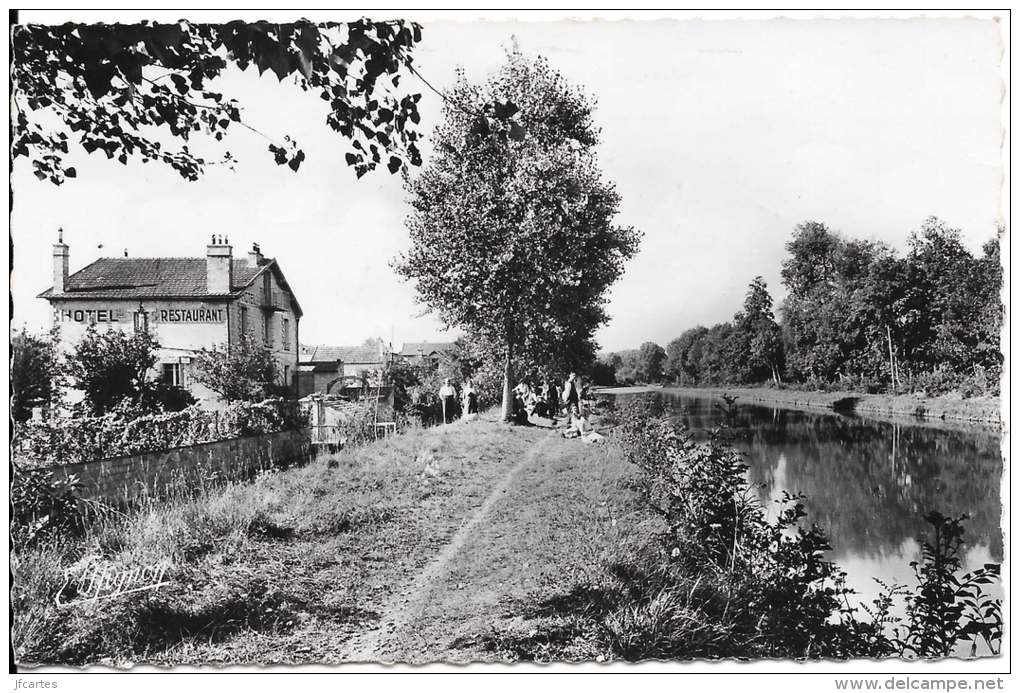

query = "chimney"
(248, 242), (264, 267)
(206, 234), (233, 294)
(53, 228), (69, 294)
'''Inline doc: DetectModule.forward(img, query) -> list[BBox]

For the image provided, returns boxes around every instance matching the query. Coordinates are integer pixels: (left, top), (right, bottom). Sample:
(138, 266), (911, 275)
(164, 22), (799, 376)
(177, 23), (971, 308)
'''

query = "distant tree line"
(592, 217), (1002, 396)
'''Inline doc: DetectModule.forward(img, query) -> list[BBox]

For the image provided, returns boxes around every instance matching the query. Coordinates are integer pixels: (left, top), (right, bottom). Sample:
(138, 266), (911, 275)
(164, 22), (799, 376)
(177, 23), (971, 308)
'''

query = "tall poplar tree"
(395, 49), (640, 419)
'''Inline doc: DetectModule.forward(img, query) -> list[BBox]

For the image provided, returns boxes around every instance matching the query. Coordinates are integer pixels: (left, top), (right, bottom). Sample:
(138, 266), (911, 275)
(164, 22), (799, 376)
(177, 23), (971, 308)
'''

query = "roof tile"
(299, 345), (386, 364)
(40, 257), (265, 299)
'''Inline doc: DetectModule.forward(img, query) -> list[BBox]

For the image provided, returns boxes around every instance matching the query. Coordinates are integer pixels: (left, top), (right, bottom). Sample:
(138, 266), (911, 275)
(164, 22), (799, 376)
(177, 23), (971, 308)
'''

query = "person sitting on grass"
(511, 380), (531, 425)
(560, 403), (605, 444)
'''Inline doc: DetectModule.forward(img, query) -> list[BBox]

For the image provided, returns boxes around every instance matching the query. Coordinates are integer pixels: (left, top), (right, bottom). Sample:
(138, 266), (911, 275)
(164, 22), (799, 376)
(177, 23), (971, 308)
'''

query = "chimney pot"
(206, 237), (233, 294)
(247, 242), (264, 267)
(53, 229), (69, 294)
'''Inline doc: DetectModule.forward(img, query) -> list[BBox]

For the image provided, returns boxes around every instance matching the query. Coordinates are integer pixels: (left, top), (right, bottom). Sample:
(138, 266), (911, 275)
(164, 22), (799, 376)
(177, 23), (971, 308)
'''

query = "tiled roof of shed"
(299, 345), (385, 364)
(39, 258), (265, 299)
(400, 341), (456, 356)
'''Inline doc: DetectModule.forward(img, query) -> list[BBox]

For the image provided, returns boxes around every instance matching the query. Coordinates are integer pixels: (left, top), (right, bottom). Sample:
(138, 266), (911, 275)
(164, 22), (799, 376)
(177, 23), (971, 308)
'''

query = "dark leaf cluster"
(12, 19), (424, 182)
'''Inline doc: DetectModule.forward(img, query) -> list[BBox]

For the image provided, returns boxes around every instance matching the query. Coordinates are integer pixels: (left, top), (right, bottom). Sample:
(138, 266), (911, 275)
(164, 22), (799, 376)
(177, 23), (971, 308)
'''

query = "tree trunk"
(886, 324), (897, 389)
(501, 340), (514, 422)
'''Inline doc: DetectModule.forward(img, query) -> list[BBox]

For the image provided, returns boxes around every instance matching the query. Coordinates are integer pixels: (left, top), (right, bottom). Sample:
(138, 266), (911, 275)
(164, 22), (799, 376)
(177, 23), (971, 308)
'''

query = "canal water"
(610, 391), (1003, 619)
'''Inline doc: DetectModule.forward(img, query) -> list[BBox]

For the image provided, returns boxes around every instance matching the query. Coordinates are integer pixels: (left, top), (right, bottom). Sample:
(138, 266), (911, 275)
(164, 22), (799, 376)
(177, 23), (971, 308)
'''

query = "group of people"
(437, 378), (479, 424)
(433, 372), (587, 428)
(513, 372), (603, 442)
(510, 372), (585, 427)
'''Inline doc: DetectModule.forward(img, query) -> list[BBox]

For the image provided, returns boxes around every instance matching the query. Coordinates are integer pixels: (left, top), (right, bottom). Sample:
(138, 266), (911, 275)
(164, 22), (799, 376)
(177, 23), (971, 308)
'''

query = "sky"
(11, 12), (1004, 353)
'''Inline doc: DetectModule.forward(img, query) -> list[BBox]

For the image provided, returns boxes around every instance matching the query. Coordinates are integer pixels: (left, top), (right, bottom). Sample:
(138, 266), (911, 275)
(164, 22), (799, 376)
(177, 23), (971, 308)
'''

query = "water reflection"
(616, 393), (1003, 597)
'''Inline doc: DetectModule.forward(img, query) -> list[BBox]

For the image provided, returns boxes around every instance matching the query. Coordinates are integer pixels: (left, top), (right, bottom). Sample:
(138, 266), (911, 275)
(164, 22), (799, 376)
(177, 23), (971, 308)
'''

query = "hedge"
(13, 399), (308, 468)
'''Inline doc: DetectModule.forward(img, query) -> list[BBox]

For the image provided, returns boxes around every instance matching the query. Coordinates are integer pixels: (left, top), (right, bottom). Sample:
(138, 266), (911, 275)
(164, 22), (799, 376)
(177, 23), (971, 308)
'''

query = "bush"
(10, 469), (115, 547)
(616, 402), (871, 657)
(612, 401), (1003, 659)
(332, 403), (379, 447)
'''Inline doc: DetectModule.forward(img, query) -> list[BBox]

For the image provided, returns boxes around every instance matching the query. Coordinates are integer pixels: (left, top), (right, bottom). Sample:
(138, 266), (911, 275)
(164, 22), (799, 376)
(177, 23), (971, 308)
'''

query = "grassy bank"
(13, 413), (644, 667)
(597, 385), (1001, 426)
(15, 406), (999, 666)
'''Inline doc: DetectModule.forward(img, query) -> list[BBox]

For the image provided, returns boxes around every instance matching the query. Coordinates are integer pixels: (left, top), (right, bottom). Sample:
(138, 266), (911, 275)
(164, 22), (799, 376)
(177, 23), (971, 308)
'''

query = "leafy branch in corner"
(11, 19), (426, 183)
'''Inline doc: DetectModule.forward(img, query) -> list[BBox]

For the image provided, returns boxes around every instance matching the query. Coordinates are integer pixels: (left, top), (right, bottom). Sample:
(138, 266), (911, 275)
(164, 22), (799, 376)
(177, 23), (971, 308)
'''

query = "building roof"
(39, 257), (303, 317)
(400, 341), (456, 357)
(299, 344), (386, 365)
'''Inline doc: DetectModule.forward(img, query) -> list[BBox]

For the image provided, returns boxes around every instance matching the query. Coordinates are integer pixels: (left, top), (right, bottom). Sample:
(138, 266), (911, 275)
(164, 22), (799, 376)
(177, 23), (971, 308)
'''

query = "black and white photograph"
(7, 7), (1009, 685)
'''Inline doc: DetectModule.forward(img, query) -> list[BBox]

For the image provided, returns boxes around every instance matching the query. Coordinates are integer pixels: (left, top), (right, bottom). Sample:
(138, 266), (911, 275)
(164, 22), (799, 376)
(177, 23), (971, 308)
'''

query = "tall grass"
(11, 423), (452, 665)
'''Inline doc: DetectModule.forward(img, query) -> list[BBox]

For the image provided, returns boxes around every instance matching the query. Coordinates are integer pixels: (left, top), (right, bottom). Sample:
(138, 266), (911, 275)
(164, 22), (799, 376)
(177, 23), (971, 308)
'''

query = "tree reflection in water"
(628, 394), (1002, 575)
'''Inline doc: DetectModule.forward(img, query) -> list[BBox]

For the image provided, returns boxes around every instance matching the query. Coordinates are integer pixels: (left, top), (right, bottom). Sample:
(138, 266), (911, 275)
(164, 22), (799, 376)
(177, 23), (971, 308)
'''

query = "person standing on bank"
(563, 372), (582, 425)
(543, 378), (560, 424)
(463, 379), (479, 417)
(439, 378), (457, 424)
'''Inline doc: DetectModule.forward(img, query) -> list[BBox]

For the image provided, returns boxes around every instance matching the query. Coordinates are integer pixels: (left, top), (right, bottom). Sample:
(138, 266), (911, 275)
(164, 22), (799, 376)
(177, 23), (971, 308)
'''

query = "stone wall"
(48, 428), (312, 505)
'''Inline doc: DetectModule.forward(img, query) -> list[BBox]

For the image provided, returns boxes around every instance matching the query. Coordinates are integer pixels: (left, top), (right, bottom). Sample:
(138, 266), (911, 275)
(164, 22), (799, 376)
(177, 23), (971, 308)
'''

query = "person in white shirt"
(438, 378), (457, 424)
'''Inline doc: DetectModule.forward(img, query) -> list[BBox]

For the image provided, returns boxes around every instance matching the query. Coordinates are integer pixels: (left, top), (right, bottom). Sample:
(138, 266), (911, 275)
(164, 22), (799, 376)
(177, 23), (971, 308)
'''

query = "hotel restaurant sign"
(54, 304), (227, 324)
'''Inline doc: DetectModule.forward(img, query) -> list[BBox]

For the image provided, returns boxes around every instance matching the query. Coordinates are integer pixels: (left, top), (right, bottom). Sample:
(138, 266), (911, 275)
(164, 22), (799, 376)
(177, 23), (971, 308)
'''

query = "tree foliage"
(732, 276), (783, 383)
(12, 19), (425, 183)
(11, 327), (61, 422)
(64, 325), (160, 415)
(781, 217), (1001, 392)
(192, 334), (282, 402)
(605, 217), (1000, 396)
(394, 48), (640, 418)
(665, 326), (708, 385)
(588, 355), (619, 386)
(637, 342), (667, 383)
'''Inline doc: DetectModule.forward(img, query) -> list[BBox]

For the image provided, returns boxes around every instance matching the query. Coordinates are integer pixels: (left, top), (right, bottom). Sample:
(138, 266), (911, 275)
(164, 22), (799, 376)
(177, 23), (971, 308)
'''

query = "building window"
(161, 363), (183, 388)
(282, 318), (290, 350)
(240, 305), (249, 335)
(283, 365), (291, 388)
(133, 310), (148, 334)
(263, 313), (272, 347)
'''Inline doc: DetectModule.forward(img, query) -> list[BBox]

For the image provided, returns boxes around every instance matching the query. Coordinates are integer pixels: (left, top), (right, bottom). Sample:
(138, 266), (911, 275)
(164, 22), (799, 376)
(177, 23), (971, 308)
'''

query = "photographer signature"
(55, 559), (171, 607)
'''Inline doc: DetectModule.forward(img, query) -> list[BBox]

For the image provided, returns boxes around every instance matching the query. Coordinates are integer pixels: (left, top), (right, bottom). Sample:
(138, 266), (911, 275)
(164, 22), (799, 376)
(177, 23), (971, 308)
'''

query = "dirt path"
(320, 418), (642, 665)
(340, 427), (556, 662)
